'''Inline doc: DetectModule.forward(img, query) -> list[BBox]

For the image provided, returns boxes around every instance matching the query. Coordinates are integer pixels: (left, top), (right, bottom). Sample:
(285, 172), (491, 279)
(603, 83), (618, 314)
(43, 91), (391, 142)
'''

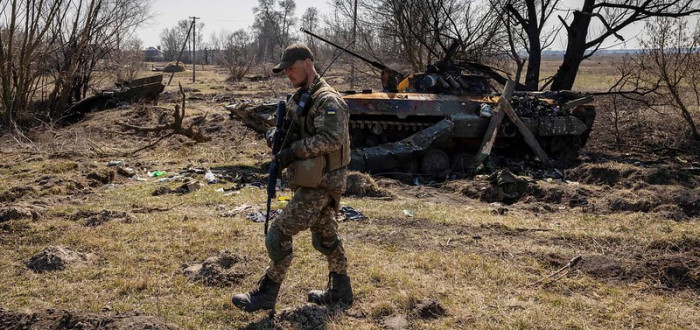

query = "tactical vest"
(288, 81), (351, 175)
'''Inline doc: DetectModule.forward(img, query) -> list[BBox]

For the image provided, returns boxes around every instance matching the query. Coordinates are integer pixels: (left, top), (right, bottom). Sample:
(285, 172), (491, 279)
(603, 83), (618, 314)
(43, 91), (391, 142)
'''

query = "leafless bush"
(217, 30), (256, 81)
(0, 0), (152, 129)
(114, 38), (146, 83)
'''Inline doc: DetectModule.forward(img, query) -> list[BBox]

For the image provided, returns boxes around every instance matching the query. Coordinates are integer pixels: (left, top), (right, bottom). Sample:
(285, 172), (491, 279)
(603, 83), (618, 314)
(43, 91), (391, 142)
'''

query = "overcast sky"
(137, 0), (323, 47)
(136, 0), (656, 51)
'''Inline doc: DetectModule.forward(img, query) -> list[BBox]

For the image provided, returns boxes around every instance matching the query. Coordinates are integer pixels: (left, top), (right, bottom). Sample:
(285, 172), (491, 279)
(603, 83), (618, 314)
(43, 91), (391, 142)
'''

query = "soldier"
(232, 44), (353, 312)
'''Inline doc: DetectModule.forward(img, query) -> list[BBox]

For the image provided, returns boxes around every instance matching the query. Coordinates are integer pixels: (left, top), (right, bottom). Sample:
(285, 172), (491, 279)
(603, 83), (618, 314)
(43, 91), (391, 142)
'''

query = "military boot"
(232, 274), (280, 312)
(308, 272), (354, 306)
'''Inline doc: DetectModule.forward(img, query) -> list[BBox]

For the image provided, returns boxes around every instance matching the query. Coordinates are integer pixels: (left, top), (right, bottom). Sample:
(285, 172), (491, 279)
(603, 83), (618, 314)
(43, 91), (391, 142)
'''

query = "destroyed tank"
(230, 32), (596, 175)
(306, 29), (596, 175)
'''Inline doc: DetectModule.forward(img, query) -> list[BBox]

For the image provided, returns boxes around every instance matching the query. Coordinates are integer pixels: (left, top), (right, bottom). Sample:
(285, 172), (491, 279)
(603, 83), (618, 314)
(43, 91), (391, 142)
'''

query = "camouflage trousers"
(265, 187), (348, 283)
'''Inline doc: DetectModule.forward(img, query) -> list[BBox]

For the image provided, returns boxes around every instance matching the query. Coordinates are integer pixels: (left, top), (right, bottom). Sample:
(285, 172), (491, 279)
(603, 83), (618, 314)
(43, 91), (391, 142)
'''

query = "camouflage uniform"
(265, 75), (351, 284)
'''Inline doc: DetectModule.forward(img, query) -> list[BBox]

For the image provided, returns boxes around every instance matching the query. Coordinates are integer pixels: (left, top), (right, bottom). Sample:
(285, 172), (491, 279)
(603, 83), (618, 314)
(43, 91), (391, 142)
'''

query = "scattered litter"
(148, 171), (166, 177)
(107, 160), (124, 167)
(278, 196), (291, 207)
(133, 175), (147, 181)
(204, 170), (217, 184)
(247, 182), (265, 189)
(339, 206), (367, 221)
(184, 180), (203, 192)
(221, 204), (255, 217)
(543, 169), (564, 180)
(403, 209), (414, 217)
(565, 180), (580, 185)
(246, 209), (281, 223)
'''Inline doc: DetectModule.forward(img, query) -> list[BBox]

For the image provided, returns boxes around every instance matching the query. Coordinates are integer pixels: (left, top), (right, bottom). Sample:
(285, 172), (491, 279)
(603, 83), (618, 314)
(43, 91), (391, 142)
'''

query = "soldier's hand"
(275, 148), (297, 170)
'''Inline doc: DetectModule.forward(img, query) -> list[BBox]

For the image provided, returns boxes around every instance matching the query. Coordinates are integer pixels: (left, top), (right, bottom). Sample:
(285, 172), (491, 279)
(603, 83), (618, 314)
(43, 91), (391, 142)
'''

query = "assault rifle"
(265, 101), (287, 235)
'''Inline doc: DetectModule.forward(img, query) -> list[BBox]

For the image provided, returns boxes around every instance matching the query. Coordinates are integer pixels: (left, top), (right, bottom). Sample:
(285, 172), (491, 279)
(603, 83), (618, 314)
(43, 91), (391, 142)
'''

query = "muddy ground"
(0, 71), (698, 328)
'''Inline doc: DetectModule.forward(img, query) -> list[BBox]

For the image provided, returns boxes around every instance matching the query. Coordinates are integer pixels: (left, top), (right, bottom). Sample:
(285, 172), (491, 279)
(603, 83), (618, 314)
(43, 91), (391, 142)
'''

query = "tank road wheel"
(420, 149), (450, 176)
(451, 152), (475, 173)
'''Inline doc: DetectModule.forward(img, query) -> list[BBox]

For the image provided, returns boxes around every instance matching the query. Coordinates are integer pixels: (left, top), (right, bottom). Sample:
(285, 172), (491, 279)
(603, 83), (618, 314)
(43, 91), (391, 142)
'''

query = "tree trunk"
(550, 0), (594, 91)
(524, 29), (541, 91)
(668, 84), (700, 141)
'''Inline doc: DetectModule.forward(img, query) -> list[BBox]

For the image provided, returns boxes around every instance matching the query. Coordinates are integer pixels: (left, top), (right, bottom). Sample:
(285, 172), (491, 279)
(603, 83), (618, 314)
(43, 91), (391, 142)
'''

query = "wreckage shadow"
(211, 165), (266, 174)
(241, 304), (347, 330)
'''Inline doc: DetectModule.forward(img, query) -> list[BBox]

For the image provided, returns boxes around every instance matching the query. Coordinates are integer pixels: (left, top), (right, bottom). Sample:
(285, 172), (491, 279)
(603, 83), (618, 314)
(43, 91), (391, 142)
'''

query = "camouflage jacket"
(270, 76), (350, 204)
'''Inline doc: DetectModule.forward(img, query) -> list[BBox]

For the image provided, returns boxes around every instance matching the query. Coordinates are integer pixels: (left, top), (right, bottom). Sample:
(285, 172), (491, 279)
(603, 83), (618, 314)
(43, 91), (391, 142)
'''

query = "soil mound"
(276, 304), (330, 330)
(0, 186), (38, 203)
(577, 252), (700, 290)
(410, 298), (446, 319)
(344, 172), (394, 198)
(0, 204), (41, 222)
(70, 209), (136, 227)
(86, 168), (116, 187)
(26, 246), (95, 273)
(0, 308), (178, 329)
(181, 251), (248, 287)
(566, 162), (696, 188)
(36, 175), (87, 195)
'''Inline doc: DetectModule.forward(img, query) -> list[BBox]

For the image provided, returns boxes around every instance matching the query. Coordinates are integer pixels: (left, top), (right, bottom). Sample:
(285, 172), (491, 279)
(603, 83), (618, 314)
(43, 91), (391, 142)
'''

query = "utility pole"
(350, 0), (358, 89)
(190, 16), (200, 83)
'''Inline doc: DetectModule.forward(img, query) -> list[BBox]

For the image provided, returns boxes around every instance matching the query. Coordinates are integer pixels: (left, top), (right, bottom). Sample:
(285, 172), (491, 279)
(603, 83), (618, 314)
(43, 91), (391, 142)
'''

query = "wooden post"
(471, 80), (516, 169)
(499, 97), (551, 164)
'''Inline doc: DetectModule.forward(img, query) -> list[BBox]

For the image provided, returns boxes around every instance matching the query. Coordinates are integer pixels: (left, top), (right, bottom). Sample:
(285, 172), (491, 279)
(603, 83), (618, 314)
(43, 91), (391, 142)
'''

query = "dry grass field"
(0, 57), (698, 329)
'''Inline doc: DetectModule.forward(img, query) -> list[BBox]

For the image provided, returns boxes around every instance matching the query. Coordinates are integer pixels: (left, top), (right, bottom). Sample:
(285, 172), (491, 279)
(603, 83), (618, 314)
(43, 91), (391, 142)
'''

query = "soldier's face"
(284, 59), (310, 88)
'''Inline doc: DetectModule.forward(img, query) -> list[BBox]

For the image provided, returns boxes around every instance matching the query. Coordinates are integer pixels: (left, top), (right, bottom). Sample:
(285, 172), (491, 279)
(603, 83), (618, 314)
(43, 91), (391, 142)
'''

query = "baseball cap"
(272, 44), (314, 73)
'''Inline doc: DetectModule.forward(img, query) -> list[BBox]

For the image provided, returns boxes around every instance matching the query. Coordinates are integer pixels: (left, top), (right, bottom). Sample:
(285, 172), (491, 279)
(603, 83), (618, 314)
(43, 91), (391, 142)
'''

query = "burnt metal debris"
(63, 75), (165, 121)
(229, 32), (596, 176)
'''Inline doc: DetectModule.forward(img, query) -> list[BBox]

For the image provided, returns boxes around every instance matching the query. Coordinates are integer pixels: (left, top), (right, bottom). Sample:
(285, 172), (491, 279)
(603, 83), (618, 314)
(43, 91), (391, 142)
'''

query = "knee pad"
(265, 227), (292, 261)
(312, 233), (340, 256)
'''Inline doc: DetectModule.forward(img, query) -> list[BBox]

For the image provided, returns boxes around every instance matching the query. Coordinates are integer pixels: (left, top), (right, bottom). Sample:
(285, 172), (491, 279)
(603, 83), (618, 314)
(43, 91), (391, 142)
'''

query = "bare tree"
(301, 7), (320, 51)
(635, 17), (700, 140)
(160, 20), (203, 63)
(115, 37), (145, 82)
(252, 0), (297, 62)
(327, 0), (504, 74)
(0, 0), (152, 127)
(490, 0), (563, 90)
(551, 0), (700, 91)
(0, 0), (66, 126)
(218, 29), (255, 81)
(43, 0), (152, 119)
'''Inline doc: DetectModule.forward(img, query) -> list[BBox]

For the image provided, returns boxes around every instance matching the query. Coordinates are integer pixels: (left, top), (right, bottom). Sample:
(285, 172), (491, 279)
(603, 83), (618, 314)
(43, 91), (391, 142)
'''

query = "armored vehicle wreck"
(230, 31), (595, 175)
(63, 75), (165, 121)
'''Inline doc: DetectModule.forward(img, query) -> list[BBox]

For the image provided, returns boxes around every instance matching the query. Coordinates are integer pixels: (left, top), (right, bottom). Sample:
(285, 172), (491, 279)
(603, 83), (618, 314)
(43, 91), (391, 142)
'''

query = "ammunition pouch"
(289, 145), (350, 188)
(290, 155), (326, 188)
